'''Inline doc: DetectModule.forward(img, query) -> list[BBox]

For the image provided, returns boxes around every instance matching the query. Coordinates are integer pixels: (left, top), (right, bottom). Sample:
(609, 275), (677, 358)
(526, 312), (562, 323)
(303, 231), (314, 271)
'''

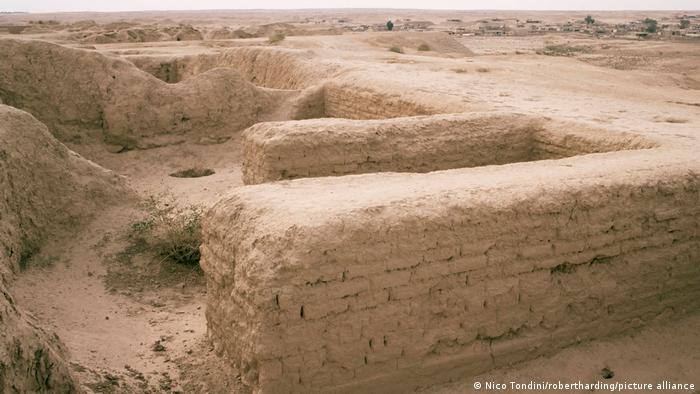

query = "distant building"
(399, 21), (434, 31)
(477, 24), (507, 36)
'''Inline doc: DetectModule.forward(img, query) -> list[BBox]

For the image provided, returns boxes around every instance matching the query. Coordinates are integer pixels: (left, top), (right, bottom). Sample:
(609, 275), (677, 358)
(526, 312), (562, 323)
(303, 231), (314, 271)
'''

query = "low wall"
(242, 113), (656, 184)
(202, 150), (700, 393)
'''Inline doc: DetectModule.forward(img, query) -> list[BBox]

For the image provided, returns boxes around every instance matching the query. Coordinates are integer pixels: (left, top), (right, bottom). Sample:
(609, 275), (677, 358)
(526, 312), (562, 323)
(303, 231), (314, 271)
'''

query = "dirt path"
(12, 205), (208, 393)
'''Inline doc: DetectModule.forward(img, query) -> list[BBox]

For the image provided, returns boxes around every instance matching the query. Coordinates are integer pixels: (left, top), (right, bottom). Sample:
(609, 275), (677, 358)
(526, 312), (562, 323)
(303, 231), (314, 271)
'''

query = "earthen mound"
(0, 39), (295, 149)
(128, 46), (326, 89)
(0, 105), (126, 392)
(77, 23), (203, 44)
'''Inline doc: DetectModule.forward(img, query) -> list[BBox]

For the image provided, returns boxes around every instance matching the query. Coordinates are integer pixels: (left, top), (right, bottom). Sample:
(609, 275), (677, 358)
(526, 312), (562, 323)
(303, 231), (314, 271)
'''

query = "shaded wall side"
(323, 82), (438, 120)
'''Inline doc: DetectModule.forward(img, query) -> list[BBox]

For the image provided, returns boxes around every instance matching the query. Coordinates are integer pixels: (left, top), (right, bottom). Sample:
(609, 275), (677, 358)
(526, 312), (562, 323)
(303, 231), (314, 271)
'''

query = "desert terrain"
(0, 8), (699, 394)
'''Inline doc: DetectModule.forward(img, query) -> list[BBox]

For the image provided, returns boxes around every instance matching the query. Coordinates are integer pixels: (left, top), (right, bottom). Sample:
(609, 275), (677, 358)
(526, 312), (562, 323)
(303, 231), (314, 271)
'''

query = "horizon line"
(3, 8), (700, 13)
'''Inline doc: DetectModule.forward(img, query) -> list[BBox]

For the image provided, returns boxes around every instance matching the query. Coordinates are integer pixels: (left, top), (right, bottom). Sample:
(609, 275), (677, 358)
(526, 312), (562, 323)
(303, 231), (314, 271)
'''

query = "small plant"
(539, 44), (591, 57)
(417, 43), (430, 51)
(584, 15), (595, 25)
(475, 67), (490, 73)
(680, 19), (690, 29)
(386, 20), (394, 31)
(388, 46), (403, 54)
(169, 167), (215, 178)
(129, 194), (203, 265)
(267, 32), (285, 44)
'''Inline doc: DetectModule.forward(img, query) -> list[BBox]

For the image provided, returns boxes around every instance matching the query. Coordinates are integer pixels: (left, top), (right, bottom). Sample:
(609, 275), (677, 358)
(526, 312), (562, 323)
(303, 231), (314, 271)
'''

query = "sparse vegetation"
(129, 194), (203, 265)
(386, 20), (394, 31)
(585, 15), (595, 25)
(452, 68), (467, 73)
(388, 46), (403, 54)
(267, 32), (286, 44)
(169, 167), (215, 178)
(475, 67), (490, 73)
(680, 19), (690, 29)
(417, 43), (430, 51)
(539, 44), (592, 57)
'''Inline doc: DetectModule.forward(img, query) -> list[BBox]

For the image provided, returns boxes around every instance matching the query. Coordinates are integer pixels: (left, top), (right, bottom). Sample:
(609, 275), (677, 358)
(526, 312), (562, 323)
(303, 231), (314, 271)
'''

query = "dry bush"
(476, 67), (490, 73)
(452, 68), (467, 73)
(129, 195), (203, 265)
(417, 43), (431, 51)
(267, 33), (286, 44)
(170, 167), (215, 178)
(388, 46), (404, 54)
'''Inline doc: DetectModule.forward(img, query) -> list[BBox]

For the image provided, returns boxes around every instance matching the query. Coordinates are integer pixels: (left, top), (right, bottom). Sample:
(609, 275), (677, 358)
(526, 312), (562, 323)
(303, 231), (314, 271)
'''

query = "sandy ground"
(2, 10), (699, 393)
(428, 314), (700, 393)
(12, 206), (209, 392)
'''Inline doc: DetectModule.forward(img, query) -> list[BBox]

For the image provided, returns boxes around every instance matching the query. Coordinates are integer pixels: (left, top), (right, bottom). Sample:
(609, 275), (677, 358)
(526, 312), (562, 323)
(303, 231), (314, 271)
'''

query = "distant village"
(335, 14), (700, 40)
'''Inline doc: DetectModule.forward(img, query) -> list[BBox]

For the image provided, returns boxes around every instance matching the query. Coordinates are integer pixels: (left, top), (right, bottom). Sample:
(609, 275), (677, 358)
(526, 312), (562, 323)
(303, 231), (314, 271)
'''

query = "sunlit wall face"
(2, 0), (698, 12)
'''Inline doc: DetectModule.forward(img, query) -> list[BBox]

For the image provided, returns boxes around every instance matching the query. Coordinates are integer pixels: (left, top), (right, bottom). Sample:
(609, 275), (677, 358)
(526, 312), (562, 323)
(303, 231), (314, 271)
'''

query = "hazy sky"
(2, 0), (697, 13)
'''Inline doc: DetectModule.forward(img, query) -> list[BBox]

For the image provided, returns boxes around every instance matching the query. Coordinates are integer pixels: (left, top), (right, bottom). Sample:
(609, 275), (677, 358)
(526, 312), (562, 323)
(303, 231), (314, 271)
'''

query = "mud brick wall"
(201, 160), (700, 393)
(242, 113), (656, 185)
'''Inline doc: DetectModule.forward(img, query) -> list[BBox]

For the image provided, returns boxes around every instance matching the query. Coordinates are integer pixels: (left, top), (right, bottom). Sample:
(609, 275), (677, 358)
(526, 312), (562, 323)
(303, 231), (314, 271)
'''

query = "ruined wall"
(0, 39), (291, 149)
(242, 114), (656, 184)
(202, 154), (700, 393)
(129, 51), (436, 124)
(0, 105), (127, 392)
(129, 47), (326, 89)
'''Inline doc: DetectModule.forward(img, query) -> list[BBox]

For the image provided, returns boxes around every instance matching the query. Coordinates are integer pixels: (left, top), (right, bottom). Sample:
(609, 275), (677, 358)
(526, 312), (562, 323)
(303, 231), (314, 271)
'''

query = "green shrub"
(388, 46), (403, 54)
(643, 18), (658, 33)
(129, 195), (203, 265)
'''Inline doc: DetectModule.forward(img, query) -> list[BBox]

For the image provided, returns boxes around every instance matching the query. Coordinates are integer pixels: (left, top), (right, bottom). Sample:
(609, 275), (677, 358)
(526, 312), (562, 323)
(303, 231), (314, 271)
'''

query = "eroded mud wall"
(241, 114), (656, 184)
(202, 163), (700, 393)
(0, 39), (291, 148)
(0, 105), (126, 392)
(242, 113), (537, 184)
(129, 47), (323, 89)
